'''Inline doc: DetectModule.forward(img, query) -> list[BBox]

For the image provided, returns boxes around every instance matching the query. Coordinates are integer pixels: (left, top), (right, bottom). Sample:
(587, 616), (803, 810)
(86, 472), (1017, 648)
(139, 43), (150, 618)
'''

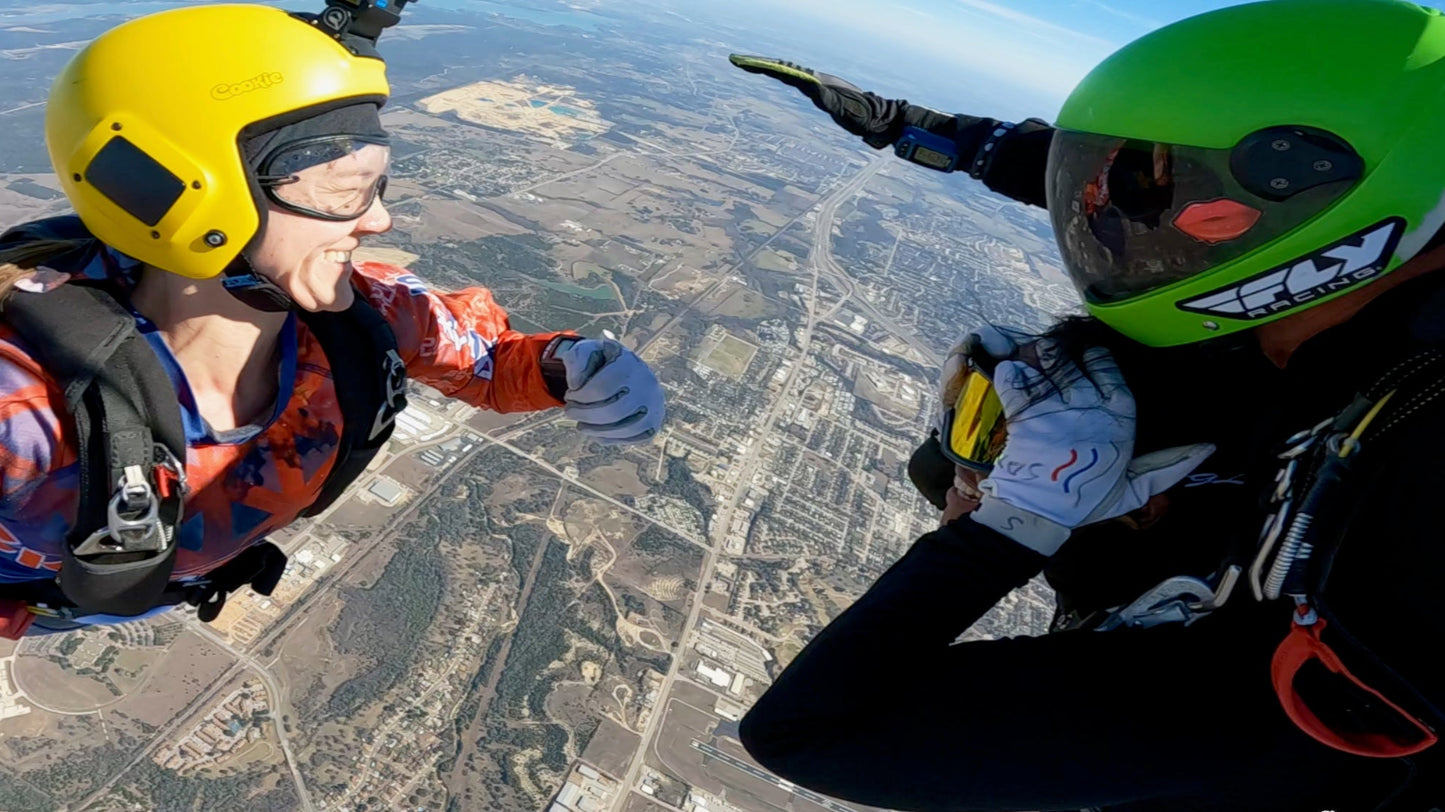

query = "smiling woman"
(0, 1), (666, 638)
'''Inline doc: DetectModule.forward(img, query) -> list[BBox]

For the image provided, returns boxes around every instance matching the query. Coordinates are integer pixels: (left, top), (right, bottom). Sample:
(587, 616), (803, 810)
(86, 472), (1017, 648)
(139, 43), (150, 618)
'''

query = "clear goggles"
(255, 135), (391, 221)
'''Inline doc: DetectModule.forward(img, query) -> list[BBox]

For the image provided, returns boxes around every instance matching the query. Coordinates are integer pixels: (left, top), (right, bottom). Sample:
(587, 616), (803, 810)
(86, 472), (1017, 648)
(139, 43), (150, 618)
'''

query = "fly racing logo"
(1178, 218), (1404, 320)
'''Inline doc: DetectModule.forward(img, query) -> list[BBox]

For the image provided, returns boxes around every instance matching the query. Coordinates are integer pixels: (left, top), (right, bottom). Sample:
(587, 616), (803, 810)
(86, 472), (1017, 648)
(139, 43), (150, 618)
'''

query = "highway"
(689, 740), (862, 812)
(611, 154), (886, 810)
(811, 174), (939, 366)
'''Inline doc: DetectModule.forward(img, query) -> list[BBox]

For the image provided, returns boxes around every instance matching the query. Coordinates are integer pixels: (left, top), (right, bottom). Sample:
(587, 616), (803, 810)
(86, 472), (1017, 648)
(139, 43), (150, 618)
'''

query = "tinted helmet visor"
(1045, 127), (1363, 303)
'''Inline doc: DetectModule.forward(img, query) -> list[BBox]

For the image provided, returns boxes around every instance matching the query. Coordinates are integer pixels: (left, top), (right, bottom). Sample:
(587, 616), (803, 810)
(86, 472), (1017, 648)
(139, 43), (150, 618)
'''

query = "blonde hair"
(0, 238), (94, 305)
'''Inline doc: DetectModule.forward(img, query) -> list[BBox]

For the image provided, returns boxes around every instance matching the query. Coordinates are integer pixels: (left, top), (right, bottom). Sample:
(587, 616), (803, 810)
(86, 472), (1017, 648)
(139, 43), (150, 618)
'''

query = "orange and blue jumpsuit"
(0, 244), (565, 629)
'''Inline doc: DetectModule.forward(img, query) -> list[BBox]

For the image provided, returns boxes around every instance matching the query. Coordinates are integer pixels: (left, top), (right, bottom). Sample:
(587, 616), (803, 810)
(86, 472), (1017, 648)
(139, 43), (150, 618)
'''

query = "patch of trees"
(28, 737), (140, 803)
(566, 581), (619, 654)
(579, 444), (623, 472)
(572, 716), (600, 756)
(244, 784), (300, 811)
(426, 474), (498, 542)
(0, 781), (50, 812)
(3, 735), (49, 760)
(495, 540), (570, 717)
(612, 272), (639, 308)
(539, 724), (569, 772)
(628, 647), (673, 678)
(126, 761), (289, 811)
(480, 717), (571, 793)
(632, 526), (703, 570)
(410, 234), (555, 292)
(507, 523), (547, 583)
(619, 591), (647, 618)
(325, 527), (444, 719)
(500, 487), (556, 524)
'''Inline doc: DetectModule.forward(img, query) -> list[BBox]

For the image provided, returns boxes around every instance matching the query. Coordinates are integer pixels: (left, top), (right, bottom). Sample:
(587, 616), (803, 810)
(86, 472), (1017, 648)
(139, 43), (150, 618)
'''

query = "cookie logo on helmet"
(211, 71), (285, 101)
(1178, 218), (1404, 320)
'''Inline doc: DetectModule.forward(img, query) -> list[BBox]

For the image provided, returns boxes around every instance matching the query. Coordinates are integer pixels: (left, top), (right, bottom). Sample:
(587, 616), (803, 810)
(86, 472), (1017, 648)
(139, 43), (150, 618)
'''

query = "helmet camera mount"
(302, 0), (414, 58)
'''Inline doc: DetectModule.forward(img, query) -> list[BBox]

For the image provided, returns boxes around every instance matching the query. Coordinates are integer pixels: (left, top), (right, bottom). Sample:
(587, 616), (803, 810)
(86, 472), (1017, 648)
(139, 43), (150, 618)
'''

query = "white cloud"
(948, 0), (1118, 49)
(765, 0), (1116, 106)
(1077, 0), (1163, 31)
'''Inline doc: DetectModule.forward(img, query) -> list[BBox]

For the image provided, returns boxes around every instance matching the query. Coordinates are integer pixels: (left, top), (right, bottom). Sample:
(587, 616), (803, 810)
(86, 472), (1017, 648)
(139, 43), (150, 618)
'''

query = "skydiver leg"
(739, 524), (1413, 812)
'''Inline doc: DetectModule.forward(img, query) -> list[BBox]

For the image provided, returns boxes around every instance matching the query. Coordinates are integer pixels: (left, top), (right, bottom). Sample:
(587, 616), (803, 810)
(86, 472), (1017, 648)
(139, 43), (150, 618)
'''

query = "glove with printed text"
(970, 345), (1215, 555)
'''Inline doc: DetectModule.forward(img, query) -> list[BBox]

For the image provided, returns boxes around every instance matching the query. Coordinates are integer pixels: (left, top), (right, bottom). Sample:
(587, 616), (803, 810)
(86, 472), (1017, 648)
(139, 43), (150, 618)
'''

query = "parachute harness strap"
(1251, 348), (1445, 603)
(1100, 348), (1445, 633)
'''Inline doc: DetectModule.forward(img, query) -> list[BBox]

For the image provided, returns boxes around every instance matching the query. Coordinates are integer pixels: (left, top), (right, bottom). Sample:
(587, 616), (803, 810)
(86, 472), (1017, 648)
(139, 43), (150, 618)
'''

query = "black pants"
(739, 521), (1436, 812)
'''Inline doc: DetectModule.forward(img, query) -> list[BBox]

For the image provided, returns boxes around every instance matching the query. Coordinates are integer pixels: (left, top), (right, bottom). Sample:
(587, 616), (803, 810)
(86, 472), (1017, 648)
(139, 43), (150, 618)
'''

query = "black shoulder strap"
(4, 282), (187, 616)
(297, 293), (406, 516)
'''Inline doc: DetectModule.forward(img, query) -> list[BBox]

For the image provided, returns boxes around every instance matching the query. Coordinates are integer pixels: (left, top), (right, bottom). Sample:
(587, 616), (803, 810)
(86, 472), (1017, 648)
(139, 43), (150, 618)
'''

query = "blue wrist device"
(894, 126), (961, 172)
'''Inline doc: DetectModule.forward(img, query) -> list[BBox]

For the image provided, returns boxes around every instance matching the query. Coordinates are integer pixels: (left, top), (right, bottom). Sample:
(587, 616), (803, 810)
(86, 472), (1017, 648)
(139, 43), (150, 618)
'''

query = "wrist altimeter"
(894, 127), (960, 172)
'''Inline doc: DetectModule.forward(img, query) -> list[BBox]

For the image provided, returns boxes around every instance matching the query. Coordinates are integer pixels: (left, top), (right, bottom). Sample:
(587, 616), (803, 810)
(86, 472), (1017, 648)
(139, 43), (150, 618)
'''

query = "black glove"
(728, 54), (957, 149)
(184, 541), (288, 623)
(729, 54), (1056, 207)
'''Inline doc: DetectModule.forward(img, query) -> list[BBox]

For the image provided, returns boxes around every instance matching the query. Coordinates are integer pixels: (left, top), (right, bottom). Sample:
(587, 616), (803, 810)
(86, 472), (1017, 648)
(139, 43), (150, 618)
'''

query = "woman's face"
(245, 143), (392, 312)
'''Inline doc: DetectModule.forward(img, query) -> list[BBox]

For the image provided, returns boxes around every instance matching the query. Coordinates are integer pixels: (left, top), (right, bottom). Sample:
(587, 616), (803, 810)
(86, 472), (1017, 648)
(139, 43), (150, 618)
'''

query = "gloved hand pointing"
(728, 54), (956, 148)
(557, 338), (665, 445)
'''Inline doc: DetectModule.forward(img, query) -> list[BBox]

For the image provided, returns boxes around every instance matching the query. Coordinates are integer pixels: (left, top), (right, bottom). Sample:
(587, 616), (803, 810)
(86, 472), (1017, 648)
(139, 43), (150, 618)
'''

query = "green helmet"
(1047, 0), (1445, 347)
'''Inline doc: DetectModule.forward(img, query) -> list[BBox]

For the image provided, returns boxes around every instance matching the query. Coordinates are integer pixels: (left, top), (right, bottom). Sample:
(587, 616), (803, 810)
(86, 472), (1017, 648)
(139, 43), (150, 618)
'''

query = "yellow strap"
(728, 55), (820, 86)
(1339, 390), (1396, 458)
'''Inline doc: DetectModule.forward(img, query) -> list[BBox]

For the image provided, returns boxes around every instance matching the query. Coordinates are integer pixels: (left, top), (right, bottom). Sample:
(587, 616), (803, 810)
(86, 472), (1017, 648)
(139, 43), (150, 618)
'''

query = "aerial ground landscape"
(0, 1), (1072, 810)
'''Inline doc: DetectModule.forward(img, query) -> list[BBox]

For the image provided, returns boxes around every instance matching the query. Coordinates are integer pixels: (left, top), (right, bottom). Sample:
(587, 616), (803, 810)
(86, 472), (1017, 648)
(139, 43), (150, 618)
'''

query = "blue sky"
(723, 0), (1445, 118)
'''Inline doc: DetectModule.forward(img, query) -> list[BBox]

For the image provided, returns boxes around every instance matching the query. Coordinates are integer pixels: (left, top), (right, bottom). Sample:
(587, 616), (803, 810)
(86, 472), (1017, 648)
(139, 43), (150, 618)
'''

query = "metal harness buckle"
(72, 445), (185, 557)
(1095, 566), (1242, 631)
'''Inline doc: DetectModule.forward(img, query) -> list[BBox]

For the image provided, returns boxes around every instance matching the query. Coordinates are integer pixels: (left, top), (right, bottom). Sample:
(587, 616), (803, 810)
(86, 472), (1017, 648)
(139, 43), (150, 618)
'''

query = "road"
(478, 432), (707, 547)
(188, 619), (315, 812)
(510, 152), (627, 196)
(811, 177), (939, 366)
(636, 165), (847, 356)
(611, 155), (886, 810)
(689, 740), (862, 812)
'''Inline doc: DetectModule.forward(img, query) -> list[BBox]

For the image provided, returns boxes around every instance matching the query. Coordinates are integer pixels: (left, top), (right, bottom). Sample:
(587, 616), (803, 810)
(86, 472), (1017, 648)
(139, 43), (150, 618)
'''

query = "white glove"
(936, 325), (1027, 434)
(558, 338), (665, 445)
(969, 345), (1214, 555)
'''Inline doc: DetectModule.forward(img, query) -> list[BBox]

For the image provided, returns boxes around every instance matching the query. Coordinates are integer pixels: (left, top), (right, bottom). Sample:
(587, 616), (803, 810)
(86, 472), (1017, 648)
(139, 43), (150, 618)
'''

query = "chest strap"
(295, 295), (406, 516)
(5, 282), (187, 616)
(0, 257), (403, 620)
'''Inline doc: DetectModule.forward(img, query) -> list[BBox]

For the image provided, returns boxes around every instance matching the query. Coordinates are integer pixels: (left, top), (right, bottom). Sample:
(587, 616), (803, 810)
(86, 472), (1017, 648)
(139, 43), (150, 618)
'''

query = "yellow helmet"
(45, 4), (390, 279)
